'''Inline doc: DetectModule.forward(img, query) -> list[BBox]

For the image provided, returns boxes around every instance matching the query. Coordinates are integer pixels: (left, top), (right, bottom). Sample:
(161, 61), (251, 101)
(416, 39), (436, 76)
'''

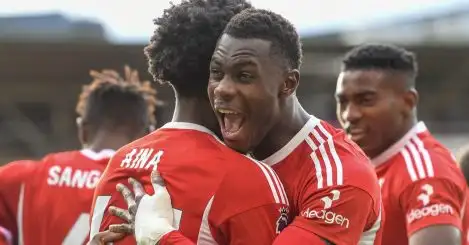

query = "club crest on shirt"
(276, 207), (289, 234)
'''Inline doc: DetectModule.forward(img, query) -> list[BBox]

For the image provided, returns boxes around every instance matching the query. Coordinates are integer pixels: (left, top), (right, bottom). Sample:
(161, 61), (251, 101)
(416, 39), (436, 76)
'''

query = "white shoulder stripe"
(319, 143), (334, 187)
(246, 156), (288, 205)
(267, 165), (289, 205)
(258, 160), (288, 205)
(305, 124), (344, 189)
(311, 151), (324, 189)
(407, 143), (426, 179)
(326, 138), (343, 186)
(401, 148), (418, 181)
(412, 136), (434, 177)
(318, 124), (344, 186)
(401, 137), (434, 182)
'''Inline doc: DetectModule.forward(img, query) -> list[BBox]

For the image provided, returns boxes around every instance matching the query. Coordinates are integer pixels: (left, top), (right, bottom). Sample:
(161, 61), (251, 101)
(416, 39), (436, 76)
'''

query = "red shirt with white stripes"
(90, 122), (289, 245)
(261, 116), (383, 245)
(0, 149), (114, 245)
(374, 122), (466, 245)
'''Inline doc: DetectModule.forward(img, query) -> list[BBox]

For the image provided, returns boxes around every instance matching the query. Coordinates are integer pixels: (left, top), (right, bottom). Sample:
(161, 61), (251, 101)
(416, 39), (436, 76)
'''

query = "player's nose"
(342, 103), (362, 123)
(213, 76), (236, 101)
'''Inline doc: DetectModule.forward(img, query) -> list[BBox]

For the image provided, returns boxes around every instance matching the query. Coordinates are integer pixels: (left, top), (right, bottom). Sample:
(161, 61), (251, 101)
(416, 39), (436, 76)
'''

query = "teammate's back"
(91, 122), (289, 244)
(0, 149), (113, 245)
(0, 66), (158, 245)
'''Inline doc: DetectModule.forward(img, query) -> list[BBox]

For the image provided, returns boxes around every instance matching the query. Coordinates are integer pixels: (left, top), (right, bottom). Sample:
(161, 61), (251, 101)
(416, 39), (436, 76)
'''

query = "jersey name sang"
(47, 166), (101, 189)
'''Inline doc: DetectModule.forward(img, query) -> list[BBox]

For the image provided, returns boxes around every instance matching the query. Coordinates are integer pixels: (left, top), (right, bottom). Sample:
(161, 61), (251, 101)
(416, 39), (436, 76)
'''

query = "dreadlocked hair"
(76, 66), (158, 133)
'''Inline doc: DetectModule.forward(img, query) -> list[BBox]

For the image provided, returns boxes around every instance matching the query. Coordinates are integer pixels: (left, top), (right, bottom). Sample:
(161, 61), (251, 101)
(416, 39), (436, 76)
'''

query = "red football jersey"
(374, 122), (466, 245)
(0, 149), (113, 245)
(262, 116), (383, 245)
(90, 122), (289, 245)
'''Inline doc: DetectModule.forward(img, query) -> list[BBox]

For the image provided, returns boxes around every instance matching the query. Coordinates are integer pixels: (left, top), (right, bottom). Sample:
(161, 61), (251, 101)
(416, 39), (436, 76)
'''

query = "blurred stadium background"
(0, 1), (468, 164)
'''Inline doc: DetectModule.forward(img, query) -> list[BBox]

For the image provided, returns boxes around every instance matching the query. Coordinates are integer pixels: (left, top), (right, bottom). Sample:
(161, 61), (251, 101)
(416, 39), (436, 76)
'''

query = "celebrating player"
(0, 66), (157, 245)
(88, 1), (289, 244)
(103, 8), (383, 245)
(335, 44), (466, 245)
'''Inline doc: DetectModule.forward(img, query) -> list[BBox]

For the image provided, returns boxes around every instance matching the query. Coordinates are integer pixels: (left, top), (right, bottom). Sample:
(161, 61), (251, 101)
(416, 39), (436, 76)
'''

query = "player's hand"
(134, 168), (176, 245)
(107, 177), (146, 235)
(108, 169), (176, 245)
(87, 230), (125, 245)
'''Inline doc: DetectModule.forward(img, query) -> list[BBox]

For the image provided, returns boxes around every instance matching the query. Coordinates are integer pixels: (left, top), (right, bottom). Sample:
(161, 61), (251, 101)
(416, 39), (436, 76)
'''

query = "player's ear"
(402, 88), (418, 116)
(76, 117), (88, 147)
(279, 69), (300, 98)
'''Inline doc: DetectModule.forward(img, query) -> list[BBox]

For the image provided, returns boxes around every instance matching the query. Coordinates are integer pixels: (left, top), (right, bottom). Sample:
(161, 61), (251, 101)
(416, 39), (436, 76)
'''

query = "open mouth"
(217, 108), (245, 139)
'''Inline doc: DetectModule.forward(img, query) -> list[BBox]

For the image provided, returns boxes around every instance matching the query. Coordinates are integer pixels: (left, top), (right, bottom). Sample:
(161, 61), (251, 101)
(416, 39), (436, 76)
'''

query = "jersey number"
(89, 196), (112, 240)
(63, 213), (90, 245)
(87, 195), (182, 240)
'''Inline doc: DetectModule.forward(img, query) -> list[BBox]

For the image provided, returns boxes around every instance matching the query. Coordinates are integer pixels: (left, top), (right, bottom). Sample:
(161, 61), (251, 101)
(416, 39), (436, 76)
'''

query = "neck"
(252, 96), (310, 160)
(86, 132), (130, 152)
(171, 94), (219, 134)
(368, 113), (418, 159)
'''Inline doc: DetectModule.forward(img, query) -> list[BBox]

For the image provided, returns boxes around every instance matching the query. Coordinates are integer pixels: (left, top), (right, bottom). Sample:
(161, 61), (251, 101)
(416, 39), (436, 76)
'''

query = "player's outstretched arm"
(400, 178), (464, 245)
(409, 225), (460, 245)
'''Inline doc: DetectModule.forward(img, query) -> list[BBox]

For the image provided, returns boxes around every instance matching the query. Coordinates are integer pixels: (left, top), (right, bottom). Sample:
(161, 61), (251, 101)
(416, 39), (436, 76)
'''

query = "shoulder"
(41, 150), (81, 162)
(0, 159), (38, 185)
(396, 133), (463, 187)
(216, 154), (288, 210)
(324, 128), (379, 193)
(383, 134), (466, 200)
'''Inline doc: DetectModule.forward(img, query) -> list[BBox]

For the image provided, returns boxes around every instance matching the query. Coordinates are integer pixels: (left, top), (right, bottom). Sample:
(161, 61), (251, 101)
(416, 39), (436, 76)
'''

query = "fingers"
(109, 206), (133, 223)
(128, 178), (145, 203)
(116, 183), (137, 215)
(88, 230), (125, 245)
(151, 167), (165, 189)
(109, 223), (134, 234)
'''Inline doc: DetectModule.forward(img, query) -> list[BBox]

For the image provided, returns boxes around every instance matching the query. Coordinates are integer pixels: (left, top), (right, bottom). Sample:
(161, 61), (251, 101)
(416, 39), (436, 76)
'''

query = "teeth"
(218, 109), (237, 114)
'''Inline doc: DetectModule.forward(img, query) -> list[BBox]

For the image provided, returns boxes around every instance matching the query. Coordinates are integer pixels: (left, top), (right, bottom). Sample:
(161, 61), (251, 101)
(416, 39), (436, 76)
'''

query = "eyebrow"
(335, 90), (377, 98)
(232, 60), (257, 67)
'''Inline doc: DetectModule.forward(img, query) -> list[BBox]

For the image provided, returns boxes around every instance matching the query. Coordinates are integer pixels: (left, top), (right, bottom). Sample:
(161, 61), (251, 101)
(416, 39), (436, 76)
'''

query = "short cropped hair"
(342, 44), (418, 84)
(222, 8), (302, 70)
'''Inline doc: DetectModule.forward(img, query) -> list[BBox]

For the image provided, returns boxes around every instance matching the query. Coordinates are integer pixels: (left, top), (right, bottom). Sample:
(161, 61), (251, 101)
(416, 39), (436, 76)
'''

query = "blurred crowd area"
(0, 9), (469, 164)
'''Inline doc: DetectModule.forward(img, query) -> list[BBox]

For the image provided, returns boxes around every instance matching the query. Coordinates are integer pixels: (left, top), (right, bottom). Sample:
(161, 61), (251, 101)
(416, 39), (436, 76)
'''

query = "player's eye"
(209, 68), (224, 80)
(359, 96), (376, 106)
(238, 72), (254, 83)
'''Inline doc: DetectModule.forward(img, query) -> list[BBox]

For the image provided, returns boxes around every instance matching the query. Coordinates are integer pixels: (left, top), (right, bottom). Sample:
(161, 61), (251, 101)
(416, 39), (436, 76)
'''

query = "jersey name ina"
(120, 148), (164, 170)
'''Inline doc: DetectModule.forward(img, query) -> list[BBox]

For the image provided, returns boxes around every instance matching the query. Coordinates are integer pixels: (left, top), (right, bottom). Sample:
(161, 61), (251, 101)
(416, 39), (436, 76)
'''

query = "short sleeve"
(292, 185), (378, 245)
(0, 161), (36, 245)
(399, 178), (465, 236)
